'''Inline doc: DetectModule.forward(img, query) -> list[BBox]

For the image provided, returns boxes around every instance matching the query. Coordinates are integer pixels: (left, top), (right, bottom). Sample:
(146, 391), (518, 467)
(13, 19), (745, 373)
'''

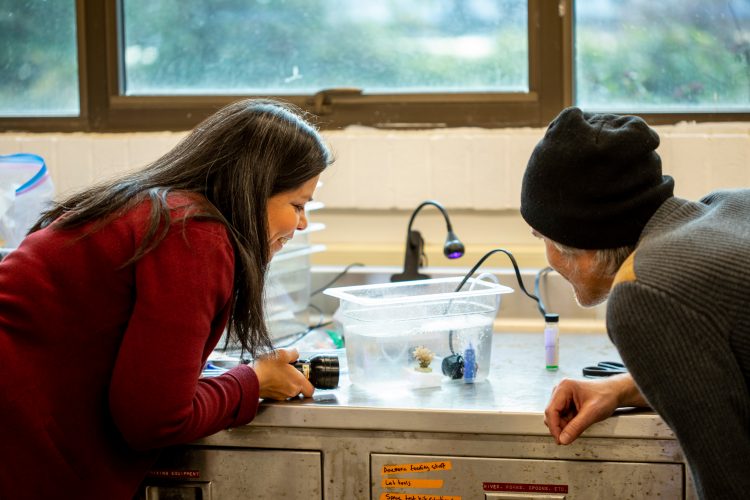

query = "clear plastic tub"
(265, 244), (325, 341)
(266, 244), (325, 313)
(274, 222), (325, 255)
(324, 277), (513, 389)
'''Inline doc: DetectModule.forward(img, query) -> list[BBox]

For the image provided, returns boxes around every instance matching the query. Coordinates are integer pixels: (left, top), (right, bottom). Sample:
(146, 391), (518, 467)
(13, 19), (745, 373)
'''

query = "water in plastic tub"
(324, 277), (513, 390)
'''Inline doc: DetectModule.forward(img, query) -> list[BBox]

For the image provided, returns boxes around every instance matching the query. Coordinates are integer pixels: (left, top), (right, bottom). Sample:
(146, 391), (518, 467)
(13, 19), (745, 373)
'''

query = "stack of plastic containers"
(264, 200), (326, 342)
(206, 199), (325, 372)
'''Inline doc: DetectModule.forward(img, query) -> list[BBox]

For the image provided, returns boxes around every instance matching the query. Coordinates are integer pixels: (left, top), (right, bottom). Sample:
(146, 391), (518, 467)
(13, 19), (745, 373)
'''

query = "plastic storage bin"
(325, 277), (513, 389)
(275, 222), (325, 255)
(265, 244), (325, 341)
(208, 193), (327, 360)
(264, 197), (326, 342)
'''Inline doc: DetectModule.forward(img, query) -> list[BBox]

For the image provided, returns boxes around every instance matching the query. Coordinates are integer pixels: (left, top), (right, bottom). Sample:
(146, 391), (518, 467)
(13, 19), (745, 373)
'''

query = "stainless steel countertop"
(250, 332), (674, 440)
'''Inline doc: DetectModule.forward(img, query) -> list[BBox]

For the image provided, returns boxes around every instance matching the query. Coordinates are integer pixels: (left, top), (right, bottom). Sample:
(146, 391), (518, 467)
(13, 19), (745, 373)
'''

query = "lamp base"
(390, 271), (431, 282)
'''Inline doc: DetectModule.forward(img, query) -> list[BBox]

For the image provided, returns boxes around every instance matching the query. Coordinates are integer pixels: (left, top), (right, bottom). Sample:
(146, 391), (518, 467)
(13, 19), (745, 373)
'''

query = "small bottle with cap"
(544, 313), (559, 371)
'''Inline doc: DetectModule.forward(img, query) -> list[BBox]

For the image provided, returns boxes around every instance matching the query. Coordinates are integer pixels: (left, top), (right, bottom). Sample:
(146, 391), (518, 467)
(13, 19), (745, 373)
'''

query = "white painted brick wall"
(350, 135), (394, 209)
(503, 131), (542, 209)
(707, 135), (750, 189)
(430, 134), (472, 207)
(390, 135), (432, 207)
(314, 134), (355, 207)
(470, 135), (509, 210)
(1, 122), (749, 209)
(54, 135), (94, 196)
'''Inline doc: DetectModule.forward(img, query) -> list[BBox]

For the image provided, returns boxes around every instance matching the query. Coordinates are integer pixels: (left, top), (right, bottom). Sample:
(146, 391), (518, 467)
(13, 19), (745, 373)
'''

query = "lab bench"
(138, 332), (696, 499)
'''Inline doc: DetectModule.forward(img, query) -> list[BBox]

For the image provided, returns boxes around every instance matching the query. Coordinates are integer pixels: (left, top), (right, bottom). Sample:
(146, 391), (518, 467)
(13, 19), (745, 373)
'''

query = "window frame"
(0, 0), (89, 132)
(1, 0), (748, 132)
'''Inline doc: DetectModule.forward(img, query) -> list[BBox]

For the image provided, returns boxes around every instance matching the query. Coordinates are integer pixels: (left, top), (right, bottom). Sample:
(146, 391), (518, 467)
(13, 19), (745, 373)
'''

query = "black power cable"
(443, 250), (554, 379)
(454, 248), (547, 317)
(534, 266), (554, 318)
(272, 262), (365, 350)
(311, 262), (365, 296)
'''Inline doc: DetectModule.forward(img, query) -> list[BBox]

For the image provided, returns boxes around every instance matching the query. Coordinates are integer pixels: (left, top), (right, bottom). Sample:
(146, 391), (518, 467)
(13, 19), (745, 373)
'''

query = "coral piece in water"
(413, 345), (435, 372)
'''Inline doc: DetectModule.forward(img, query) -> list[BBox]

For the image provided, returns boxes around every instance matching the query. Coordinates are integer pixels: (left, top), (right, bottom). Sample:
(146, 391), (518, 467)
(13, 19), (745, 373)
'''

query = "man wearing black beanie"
(521, 107), (750, 500)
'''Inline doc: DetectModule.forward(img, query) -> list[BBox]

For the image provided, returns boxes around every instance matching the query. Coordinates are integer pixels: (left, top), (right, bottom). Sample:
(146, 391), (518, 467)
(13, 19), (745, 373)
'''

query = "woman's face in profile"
(266, 175), (320, 256)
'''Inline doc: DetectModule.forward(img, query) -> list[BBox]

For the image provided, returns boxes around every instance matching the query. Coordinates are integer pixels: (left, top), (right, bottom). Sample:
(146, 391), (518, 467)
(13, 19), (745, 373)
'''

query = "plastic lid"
(323, 276), (513, 306)
(544, 313), (559, 323)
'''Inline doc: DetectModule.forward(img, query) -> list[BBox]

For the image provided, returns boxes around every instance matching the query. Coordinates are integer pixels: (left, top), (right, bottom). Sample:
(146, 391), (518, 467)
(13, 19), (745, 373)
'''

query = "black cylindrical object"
(293, 355), (339, 389)
(441, 353), (464, 380)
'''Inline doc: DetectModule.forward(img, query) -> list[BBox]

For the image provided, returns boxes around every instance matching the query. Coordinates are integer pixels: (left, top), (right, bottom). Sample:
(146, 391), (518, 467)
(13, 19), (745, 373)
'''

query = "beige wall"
(2, 121), (749, 268)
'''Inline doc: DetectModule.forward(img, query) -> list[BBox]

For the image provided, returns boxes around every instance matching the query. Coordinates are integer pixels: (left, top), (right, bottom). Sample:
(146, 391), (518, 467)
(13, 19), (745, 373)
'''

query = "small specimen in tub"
(413, 345), (435, 372)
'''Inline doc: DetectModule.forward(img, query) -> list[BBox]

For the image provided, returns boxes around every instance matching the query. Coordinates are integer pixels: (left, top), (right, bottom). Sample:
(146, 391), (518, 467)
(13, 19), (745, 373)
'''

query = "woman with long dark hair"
(0, 99), (332, 498)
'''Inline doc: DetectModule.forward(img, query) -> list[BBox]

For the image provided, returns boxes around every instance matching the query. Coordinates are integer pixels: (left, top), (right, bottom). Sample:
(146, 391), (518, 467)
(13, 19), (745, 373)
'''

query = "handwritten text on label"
(382, 478), (444, 489)
(382, 461), (452, 475)
(380, 494), (460, 500)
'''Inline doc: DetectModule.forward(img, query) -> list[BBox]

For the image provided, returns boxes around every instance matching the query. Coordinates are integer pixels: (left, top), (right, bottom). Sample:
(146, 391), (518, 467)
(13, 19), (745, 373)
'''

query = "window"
(122, 0), (528, 96)
(109, 0), (552, 130)
(0, 0), (79, 116)
(576, 0), (750, 113)
(1, 0), (748, 132)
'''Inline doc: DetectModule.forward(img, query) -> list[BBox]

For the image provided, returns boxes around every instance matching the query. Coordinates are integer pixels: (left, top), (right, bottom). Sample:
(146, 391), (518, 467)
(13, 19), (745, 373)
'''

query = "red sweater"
(0, 194), (260, 498)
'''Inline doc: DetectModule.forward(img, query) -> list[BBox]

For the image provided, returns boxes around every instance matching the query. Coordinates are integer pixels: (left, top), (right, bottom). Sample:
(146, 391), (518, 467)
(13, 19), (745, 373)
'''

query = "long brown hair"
(31, 99), (332, 357)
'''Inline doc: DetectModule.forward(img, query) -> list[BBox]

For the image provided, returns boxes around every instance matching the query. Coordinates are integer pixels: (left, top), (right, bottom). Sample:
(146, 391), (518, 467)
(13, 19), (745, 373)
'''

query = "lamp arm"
(391, 200), (462, 282)
(405, 199), (454, 235)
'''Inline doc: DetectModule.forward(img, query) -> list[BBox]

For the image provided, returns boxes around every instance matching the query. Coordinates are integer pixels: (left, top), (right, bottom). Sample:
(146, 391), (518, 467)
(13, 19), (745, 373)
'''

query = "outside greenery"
(122, 0), (527, 94)
(577, 0), (750, 110)
(0, 0), (748, 117)
(0, 0), (78, 116)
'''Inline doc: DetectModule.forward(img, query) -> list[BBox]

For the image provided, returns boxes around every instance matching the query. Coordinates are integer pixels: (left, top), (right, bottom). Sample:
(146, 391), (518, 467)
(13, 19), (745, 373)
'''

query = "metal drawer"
(138, 447), (322, 499)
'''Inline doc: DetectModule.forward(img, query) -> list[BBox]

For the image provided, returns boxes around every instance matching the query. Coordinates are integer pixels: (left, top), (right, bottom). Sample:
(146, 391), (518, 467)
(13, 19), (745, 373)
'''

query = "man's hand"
(544, 373), (646, 445)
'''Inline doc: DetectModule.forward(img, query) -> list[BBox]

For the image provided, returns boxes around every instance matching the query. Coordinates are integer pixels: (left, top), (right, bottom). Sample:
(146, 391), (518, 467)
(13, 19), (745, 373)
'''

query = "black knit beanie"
(520, 107), (674, 249)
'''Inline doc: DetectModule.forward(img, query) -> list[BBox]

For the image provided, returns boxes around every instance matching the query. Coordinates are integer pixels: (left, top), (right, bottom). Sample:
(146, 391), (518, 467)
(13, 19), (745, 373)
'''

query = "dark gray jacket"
(608, 189), (750, 499)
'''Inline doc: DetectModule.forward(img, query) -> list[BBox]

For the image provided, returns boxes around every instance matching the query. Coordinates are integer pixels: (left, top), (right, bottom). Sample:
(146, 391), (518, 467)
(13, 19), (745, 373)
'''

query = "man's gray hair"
(549, 240), (635, 276)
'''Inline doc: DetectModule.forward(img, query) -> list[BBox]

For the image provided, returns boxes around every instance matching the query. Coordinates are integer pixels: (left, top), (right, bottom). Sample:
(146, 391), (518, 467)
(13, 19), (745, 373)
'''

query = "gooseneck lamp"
(390, 200), (465, 282)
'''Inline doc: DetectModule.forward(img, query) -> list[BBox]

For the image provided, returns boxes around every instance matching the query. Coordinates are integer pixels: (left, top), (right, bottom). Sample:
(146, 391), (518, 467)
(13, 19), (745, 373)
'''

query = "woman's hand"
(544, 373), (646, 445)
(253, 348), (315, 400)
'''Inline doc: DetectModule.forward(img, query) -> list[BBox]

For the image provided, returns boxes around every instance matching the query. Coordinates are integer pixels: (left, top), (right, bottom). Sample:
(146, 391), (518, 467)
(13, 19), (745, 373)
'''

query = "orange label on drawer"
(382, 461), (452, 475)
(380, 494), (460, 500)
(382, 478), (444, 489)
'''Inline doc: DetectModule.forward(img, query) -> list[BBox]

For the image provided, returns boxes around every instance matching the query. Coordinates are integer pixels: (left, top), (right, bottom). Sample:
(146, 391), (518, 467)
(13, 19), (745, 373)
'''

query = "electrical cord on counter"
(443, 249), (552, 379)
(236, 304), (333, 363)
(311, 262), (365, 296)
(454, 248), (547, 317)
(244, 263), (367, 356)
(272, 303), (333, 349)
(534, 266), (554, 318)
(254, 262), (365, 351)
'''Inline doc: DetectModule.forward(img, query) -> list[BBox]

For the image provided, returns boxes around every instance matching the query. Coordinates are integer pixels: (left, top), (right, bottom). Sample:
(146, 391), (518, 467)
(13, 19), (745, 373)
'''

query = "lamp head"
(390, 200), (465, 282)
(443, 230), (465, 259)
